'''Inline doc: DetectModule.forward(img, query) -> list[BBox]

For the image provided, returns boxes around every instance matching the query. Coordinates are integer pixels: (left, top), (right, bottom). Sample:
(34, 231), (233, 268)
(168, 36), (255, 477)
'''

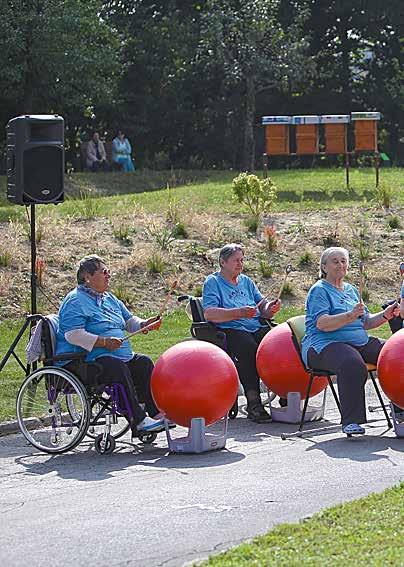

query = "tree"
(198, 0), (311, 170)
(0, 0), (120, 158)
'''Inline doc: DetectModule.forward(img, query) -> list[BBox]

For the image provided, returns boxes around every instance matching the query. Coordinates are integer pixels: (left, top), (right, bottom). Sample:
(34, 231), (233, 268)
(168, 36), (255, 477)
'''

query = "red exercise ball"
(256, 322), (328, 399)
(151, 340), (239, 427)
(377, 329), (404, 410)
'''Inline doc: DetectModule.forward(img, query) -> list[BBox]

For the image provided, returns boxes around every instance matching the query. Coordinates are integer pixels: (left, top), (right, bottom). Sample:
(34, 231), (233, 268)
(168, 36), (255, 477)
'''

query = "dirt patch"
(0, 204), (403, 319)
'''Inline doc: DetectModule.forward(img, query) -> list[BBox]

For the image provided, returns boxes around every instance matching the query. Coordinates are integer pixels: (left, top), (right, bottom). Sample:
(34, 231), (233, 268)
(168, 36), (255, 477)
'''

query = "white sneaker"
(153, 412), (176, 428)
(137, 416), (165, 433)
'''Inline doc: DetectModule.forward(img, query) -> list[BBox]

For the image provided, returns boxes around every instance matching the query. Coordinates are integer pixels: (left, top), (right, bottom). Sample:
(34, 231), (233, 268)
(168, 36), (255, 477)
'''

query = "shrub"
(112, 223), (134, 244)
(147, 252), (165, 274)
(172, 222), (188, 238)
(244, 216), (259, 233)
(74, 189), (101, 219)
(146, 221), (175, 251)
(280, 282), (294, 297)
(233, 172), (277, 221)
(111, 281), (136, 307)
(322, 223), (340, 247)
(387, 215), (401, 230)
(0, 250), (12, 267)
(259, 259), (274, 278)
(299, 251), (314, 266)
(373, 183), (393, 209)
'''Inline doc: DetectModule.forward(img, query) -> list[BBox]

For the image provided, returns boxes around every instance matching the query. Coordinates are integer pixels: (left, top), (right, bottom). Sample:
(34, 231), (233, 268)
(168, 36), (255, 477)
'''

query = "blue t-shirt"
(202, 272), (264, 333)
(401, 282), (404, 299)
(55, 288), (133, 363)
(301, 279), (369, 365)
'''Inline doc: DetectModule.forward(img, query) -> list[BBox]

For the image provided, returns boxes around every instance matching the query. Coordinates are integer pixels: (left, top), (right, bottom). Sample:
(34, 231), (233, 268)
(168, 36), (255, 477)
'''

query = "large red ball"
(377, 329), (404, 410)
(151, 340), (239, 427)
(256, 322), (328, 399)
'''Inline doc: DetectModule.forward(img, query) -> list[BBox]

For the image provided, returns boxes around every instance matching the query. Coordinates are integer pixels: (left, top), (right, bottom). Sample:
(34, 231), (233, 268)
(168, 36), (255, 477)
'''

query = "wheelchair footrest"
(165, 416), (228, 453)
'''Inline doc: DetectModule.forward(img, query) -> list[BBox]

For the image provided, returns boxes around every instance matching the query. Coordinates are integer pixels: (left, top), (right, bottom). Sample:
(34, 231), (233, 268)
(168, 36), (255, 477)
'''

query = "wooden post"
(263, 153), (268, 179)
(345, 152), (350, 189)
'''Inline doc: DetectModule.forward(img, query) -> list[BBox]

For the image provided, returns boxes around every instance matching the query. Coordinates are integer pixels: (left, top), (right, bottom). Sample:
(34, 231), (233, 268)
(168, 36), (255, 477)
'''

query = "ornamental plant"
(232, 173), (277, 222)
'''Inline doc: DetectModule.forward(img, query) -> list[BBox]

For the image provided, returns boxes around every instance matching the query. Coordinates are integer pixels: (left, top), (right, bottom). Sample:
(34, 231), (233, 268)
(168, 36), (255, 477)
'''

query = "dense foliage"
(0, 0), (402, 169)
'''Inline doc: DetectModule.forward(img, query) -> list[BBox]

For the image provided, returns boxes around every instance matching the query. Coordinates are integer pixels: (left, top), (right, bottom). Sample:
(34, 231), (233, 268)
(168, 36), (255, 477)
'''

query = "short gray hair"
(319, 247), (349, 278)
(77, 254), (105, 284)
(219, 243), (244, 266)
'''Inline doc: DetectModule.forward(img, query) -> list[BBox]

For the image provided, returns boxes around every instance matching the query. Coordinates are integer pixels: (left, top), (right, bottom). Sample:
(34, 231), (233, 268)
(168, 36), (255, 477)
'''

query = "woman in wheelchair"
(302, 247), (400, 436)
(203, 243), (281, 423)
(55, 254), (165, 438)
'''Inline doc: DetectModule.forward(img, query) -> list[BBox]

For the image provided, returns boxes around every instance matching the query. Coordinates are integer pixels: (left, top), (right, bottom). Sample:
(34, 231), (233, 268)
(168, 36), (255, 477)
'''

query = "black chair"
(286, 315), (392, 437)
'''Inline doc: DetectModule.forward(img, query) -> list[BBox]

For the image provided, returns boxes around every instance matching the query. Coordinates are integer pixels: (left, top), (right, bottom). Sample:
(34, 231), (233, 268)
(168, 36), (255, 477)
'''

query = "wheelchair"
(178, 295), (277, 419)
(17, 314), (158, 455)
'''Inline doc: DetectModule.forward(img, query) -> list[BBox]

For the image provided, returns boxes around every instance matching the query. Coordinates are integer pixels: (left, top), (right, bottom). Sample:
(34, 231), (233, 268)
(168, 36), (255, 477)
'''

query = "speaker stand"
(0, 204), (38, 376)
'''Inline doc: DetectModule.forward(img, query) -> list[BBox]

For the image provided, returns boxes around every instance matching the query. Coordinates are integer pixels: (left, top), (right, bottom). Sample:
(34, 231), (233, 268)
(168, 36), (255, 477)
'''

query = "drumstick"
(359, 261), (365, 303)
(256, 263), (292, 308)
(122, 318), (161, 341)
(159, 279), (178, 316)
(276, 263), (293, 301)
(398, 261), (404, 299)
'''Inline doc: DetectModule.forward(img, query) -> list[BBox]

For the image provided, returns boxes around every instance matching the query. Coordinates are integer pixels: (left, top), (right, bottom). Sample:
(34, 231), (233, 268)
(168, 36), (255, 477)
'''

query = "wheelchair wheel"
(67, 393), (130, 440)
(16, 367), (90, 454)
(137, 431), (157, 444)
(94, 433), (116, 455)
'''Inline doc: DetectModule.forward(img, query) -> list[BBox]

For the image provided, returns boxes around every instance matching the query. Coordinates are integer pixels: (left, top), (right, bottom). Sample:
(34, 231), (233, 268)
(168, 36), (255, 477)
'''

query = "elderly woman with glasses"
(302, 246), (400, 436)
(202, 243), (281, 423)
(55, 254), (165, 437)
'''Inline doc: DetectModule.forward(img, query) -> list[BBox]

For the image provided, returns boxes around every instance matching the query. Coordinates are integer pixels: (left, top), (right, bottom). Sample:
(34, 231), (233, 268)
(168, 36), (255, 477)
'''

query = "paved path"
(0, 387), (403, 567)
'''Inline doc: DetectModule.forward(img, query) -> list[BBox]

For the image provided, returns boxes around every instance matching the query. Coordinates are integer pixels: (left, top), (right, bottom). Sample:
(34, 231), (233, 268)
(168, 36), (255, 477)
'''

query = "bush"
(387, 215), (401, 229)
(147, 252), (165, 274)
(298, 251), (314, 266)
(232, 172), (277, 221)
(259, 259), (274, 278)
(373, 183), (393, 209)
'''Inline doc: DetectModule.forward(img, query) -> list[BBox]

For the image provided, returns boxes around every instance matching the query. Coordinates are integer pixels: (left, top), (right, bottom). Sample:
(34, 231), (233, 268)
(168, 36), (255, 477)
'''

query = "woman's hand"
(383, 301), (399, 321)
(102, 337), (123, 351)
(348, 302), (365, 321)
(267, 299), (281, 315)
(239, 306), (257, 319)
(141, 315), (162, 334)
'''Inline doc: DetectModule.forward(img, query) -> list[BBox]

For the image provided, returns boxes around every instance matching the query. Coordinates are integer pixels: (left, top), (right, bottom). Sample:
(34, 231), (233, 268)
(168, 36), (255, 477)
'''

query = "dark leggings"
(223, 327), (270, 400)
(307, 338), (382, 426)
(65, 354), (158, 426)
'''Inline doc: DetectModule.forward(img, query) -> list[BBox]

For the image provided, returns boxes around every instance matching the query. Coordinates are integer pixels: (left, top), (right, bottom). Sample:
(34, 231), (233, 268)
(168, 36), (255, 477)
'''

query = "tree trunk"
(242, 75), (256, 171)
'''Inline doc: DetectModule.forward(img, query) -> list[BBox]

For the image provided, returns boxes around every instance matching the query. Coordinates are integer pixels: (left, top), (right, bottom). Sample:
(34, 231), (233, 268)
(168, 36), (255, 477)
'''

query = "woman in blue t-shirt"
(55, 254), (165, 437)
(203, 243), (281, 423)
(302, 247), (399, 436)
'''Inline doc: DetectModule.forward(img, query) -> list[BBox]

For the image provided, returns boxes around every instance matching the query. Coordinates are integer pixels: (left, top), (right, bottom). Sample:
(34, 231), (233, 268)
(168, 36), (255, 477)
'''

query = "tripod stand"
(0, 204), (39, 375)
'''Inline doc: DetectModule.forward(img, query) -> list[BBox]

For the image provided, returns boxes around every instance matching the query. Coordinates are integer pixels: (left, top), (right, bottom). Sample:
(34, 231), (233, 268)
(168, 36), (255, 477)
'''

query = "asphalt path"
(0, 386), (403, 567)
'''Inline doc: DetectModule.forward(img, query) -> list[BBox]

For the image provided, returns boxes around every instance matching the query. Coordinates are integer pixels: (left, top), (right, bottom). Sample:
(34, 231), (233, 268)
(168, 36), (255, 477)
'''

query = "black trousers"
(308, 337), (383, 426)
(222, 327), (270, 400)
(65, 354), (158, 426)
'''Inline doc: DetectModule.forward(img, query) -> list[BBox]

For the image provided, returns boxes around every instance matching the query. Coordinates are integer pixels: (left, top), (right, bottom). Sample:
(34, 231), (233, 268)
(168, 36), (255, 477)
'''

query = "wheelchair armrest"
(191, 322), (227, 349)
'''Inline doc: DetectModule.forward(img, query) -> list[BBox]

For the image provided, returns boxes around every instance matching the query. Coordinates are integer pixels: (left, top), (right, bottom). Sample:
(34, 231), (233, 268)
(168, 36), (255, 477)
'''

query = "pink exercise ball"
(151, 340), (239, 427)
(377, 329), (404, 410)
(256, 322), (328, 399)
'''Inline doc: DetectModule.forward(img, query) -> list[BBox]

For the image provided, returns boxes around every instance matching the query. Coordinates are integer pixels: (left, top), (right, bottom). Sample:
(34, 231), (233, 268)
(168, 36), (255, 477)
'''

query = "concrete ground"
(0, 385), (403, 567)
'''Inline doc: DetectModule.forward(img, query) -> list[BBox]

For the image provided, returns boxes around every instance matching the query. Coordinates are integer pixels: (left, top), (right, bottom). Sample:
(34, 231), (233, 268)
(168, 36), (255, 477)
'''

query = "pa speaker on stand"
(6, 114), (64, 205)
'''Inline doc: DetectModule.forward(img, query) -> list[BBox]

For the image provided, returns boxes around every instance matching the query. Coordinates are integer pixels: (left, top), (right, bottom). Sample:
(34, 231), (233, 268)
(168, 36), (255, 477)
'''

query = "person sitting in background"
(86, 132), (110, 172)
(302, 247), (400, 436)
(112, 130), (135, 172)
(203, 243), (281, 423)
(55, 254), (165, 437)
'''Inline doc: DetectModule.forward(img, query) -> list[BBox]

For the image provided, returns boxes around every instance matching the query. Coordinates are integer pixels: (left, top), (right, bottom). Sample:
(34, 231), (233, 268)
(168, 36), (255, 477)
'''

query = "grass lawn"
(0, 167), (403, 222)
(201, 483), (404, 566)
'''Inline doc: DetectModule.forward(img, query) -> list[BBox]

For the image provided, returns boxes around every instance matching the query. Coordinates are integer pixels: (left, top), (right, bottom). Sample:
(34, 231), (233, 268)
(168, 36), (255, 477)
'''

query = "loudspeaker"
(6, 114), (64, 205)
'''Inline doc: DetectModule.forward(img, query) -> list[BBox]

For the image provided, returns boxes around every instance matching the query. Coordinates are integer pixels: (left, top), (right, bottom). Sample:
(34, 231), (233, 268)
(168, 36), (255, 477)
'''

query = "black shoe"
(247, 405), (272, 423)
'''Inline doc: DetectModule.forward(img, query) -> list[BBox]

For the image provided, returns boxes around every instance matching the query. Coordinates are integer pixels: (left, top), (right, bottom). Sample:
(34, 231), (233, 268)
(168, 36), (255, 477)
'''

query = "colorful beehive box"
(351, 112), (380, 152)
(262, 116), (291, 155)
(321, 115), (350, 154)
(291, 115), (320, 154)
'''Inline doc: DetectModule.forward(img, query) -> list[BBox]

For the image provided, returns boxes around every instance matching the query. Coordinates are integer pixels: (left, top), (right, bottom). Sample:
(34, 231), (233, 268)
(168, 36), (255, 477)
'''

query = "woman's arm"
(204, 306), (257, 323)
(364, 302), (399, 330)
(65, 329), (122, 351)
(317, 303), (365, 332)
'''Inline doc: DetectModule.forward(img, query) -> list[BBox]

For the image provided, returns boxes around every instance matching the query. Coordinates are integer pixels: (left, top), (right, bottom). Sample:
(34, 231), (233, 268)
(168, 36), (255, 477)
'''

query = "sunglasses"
(99, 268), (111, 276)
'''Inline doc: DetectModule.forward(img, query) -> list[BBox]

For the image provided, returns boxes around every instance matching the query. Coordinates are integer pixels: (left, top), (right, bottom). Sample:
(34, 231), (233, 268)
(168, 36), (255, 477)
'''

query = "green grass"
(1, 167), (403, 222)
(202, 483), (404, 566)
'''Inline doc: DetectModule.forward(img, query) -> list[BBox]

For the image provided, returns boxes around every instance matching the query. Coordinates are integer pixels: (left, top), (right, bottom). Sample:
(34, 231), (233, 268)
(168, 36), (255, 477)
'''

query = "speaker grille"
(23, 146), (64, 203)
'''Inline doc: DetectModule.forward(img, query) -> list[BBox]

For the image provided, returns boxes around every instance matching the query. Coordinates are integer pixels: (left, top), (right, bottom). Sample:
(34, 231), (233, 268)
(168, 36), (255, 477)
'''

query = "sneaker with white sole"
(153, 412), (176, 428)
(137, 416), (165, 433)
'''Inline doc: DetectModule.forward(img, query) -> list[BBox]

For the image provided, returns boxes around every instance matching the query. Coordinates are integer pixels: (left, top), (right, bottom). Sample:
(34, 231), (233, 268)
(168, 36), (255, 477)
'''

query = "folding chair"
(286, 315), (392, 437)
